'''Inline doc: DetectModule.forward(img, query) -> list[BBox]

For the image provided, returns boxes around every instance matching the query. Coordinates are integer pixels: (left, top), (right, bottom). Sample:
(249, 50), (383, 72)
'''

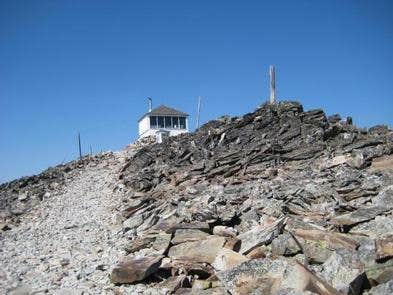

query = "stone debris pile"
(0, 152), (116, 228)
(114, 101), (393, 294)
(1, 101), (392, 294)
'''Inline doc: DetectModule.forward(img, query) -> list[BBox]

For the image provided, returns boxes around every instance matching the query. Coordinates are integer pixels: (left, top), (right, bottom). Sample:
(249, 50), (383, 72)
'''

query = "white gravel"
(0, 150), (146, 294)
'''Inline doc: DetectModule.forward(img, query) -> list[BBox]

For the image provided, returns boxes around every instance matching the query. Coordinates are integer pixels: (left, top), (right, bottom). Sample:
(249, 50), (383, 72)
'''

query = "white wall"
(138, 117), (150, 136)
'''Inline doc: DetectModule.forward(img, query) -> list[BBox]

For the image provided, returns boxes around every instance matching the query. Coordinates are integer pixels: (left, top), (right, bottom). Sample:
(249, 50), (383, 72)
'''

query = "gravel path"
(1, 151), (130, 294)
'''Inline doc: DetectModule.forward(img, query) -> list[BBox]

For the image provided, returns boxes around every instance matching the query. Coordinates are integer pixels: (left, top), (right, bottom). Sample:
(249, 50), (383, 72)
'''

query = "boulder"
(168, 236), (226, 264)
(110, 255), (163, 284)
(212, 248), (249, 271)
(373, 185), (393, 209)
(366, 280), (393, 295)
(157, 275), (189, 293)
(122, 213), (145, 230)
(330, 206), (388, 227)
(245, 245), (269, 259)
(124, 235), (155, 254)
(172, 229), (210, 245)
(347, 150), (366, 169)
(350, 216), (393, 239)
(375, 235), (393, 261)
(150, 232), (172, 255)
(217, 257), (340, 295)
(293, 228), (359, 250)
(271, 233), (301, 256)
(192, 280), (212, 290)
(321, 249), (367, 295)
(212, 225), (237, 237)
(237, 217), (285, 254)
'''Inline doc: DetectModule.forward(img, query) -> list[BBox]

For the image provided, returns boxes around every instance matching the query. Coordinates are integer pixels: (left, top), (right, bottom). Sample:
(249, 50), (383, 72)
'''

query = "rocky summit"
(1, 101), (393, 294)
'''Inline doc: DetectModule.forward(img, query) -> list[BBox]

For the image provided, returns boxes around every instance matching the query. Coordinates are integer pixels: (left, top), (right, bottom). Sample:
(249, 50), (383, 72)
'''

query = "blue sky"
(1, 0), (392, 183)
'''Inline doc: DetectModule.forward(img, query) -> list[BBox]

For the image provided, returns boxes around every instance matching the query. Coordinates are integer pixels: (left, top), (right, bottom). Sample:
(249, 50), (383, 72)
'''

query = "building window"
(150, 116), (157, 128)
(157, 116), (164, 128)
(172, 117), (179, 128)
(165, 116), (172, 128)
(179, 117), (186, 129)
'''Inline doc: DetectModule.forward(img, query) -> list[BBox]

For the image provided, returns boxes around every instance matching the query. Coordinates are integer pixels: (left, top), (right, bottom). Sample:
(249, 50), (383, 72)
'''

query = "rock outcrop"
(1, 101), (393, 294)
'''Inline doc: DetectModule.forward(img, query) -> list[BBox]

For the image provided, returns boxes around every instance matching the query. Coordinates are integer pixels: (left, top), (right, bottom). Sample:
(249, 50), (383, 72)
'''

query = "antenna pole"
(89, 145), (92, 156)
(196, 96), (201, 129)
(78, 132), (82, 160)
(269, 65), (276, 104)
(148, 97), (152, 112)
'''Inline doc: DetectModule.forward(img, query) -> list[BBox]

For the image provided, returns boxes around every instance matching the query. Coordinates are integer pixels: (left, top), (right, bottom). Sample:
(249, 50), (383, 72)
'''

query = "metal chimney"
(269, 66), (276, 104)
(148, 97), (152, 112)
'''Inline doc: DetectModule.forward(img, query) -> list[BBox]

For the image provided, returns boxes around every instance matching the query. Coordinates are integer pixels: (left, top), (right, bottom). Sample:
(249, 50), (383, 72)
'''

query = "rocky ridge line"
(1, 101), (392, 294)
(114, 101), (393, 294)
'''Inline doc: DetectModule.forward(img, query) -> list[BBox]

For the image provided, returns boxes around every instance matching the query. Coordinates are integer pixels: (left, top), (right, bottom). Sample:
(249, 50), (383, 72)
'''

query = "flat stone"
(293, 228), (359, 250)
(347, 150), (366, 169)
(175, 287), (227, 294)
(123, 213), (145, 230)
(110, 255), (163, 284)
(245, 245), (269, 259)
(366, 280), (393, 295)
(282, 262), (342, 295)
(172, 229), (210, 245)
(157, 275), (189, 293)
(373, 185), (393, 209)
(350, 216), (393, 239)
(217, 257), (340, 295)
(212, 248), (249, 271)
(237, 217), (285, 254)
(321, 249), (366, 295)
(192, 280), (212, 290)
(170, 260), (215, 278)
(168, 236), (226, 264)
(212, 225), (237, 237)
(330, 206), (388, 227)
(223, 237), (241, 251)
(124, 236), (155, 254)
(376, 235), (393, 261)
(271, 233), (301, 256)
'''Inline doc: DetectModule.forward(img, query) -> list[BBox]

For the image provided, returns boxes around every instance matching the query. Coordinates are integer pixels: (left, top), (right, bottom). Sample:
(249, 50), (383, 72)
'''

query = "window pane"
(165, 116), (172, 128)
(172, 117), (179, 128)
(179, 117), (186, 129)
(150, 116), (157, 128)
(157, 116), (164, 128)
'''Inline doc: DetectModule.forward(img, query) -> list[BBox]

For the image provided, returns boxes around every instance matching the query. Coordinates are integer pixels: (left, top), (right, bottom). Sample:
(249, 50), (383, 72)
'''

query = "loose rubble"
(1, 101), (393, 294)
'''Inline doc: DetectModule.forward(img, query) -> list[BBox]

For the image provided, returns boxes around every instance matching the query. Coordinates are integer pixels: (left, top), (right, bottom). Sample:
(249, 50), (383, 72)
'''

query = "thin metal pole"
(89, 145), (92, 156)
(196, 96), (201, 129)
(78, 132), (82, 159)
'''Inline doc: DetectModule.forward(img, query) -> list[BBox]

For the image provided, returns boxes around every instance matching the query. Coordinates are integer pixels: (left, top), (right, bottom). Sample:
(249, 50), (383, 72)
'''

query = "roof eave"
(138, 113), (189, 122)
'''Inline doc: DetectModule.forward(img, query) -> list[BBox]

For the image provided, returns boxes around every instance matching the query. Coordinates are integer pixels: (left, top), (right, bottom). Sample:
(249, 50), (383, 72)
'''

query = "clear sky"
(1, 0), (392, 183)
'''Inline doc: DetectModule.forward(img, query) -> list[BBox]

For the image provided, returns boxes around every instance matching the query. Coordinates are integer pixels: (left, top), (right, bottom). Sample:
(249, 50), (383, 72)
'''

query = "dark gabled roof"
(139, 105), (189, 121)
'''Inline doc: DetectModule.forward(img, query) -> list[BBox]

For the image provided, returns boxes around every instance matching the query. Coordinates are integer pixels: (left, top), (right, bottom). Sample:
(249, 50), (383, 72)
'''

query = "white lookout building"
(138, 104), (189, 142)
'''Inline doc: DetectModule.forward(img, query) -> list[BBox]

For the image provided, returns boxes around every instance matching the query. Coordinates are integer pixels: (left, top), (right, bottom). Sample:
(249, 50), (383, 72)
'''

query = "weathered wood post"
(78, 132), (82, 160)
(196, 96), (201, 129)
(269, 65), (276, 104)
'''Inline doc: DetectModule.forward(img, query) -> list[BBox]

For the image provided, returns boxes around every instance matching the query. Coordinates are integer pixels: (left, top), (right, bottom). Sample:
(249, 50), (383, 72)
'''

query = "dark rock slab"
(330, 206), (388, 227)
(110, 255), (163, 284)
